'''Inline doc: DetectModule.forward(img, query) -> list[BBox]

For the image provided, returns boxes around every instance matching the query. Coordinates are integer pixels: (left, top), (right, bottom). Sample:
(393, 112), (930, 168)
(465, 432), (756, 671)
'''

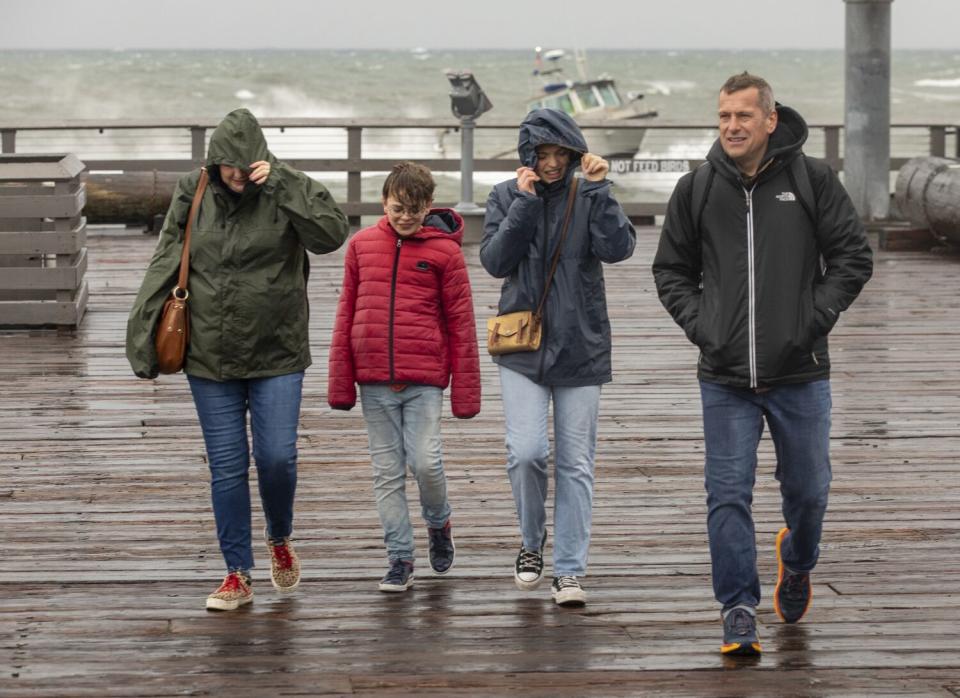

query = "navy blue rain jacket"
(480, 108), (636, 386)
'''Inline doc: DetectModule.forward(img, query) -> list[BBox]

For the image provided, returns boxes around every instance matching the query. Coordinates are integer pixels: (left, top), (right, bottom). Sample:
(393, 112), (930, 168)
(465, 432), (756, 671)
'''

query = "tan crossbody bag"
(486, 177), (578, 356)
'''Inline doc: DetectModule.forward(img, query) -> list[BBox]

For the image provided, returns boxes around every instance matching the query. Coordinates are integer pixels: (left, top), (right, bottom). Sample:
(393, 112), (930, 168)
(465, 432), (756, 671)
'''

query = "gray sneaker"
(721, 605), (762, 655)
(775, 527), (812, 623)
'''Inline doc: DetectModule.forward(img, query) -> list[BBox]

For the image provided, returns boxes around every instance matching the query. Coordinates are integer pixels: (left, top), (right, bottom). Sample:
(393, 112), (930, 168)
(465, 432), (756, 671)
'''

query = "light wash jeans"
(188, 371), (304, 572)
(359, 384), (451, 563)
(499, 366), (601, 577)
(700, 379), (832, 611)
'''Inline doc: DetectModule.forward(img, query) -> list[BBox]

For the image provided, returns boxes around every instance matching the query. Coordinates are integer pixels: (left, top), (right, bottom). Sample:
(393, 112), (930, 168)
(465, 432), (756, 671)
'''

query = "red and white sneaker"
(206, 572), (253, 611)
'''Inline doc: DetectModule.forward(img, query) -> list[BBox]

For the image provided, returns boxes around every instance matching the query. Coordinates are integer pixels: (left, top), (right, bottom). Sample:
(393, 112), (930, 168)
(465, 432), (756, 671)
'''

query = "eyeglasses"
(387, 204), (429, 217)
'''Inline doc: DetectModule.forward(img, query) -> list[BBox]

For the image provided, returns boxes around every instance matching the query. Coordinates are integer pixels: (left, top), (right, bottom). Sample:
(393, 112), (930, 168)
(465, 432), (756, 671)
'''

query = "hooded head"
(206, 108), (273, 194)
(517, 108), (588, 182)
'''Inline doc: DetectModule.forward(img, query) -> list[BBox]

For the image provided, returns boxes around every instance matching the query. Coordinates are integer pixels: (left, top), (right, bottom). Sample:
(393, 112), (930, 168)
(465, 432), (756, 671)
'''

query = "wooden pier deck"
(2, 225), (959, 697)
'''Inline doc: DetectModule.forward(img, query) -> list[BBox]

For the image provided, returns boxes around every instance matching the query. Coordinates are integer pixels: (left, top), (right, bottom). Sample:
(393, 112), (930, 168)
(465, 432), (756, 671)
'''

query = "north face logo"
(776, 191), (797, 202)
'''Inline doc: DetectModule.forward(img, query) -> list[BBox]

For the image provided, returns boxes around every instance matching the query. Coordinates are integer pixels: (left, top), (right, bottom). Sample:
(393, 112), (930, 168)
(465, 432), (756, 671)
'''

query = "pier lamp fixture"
(446, 70), (492, 212)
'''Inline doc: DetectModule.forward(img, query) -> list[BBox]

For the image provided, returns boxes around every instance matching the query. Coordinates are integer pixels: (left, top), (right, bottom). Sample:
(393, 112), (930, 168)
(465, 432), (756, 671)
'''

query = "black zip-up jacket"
(652, 104), (873, 388)
(481, 108), (636, 386)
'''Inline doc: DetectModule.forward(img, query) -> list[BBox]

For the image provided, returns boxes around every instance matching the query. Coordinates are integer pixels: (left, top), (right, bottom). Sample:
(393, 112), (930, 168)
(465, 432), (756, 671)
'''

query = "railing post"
(190, 127), (206, 164)
(824, 126), (841, 171)
(956, 126), (960, 159)
(346, 126), (362, 231)
(930, 126), (947, 158)
(1, 129), (15, 154)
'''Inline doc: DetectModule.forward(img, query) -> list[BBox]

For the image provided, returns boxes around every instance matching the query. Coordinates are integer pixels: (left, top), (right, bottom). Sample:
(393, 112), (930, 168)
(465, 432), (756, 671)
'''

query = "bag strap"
(173, 168), (209, 298)
(535, 177), (579, 317)
(690, 161), (715, 239)
(784, 154), (818, 229)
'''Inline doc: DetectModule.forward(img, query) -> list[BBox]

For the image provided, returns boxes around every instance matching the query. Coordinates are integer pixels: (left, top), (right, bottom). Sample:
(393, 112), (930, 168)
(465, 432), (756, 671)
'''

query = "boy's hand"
(581, 153), (609, 182)
(249, 161), (271, 186)
(516, 166), (540, 195)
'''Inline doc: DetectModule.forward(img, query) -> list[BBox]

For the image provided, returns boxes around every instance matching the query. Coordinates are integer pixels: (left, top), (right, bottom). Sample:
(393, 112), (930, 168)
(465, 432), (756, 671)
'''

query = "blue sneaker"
(428, 520), (455, 575)
(774, 527), (812, 623)
(378, 559), (414, 593)
(721, 605), (762, 656)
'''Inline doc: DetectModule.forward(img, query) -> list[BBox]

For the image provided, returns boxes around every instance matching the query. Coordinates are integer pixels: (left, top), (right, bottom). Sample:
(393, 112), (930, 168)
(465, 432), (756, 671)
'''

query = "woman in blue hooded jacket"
(480, 108), (635, 606)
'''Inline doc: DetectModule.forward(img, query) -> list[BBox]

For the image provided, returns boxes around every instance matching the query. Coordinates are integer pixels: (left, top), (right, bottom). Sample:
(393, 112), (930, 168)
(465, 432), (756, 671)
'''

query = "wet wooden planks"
(1, 226), (959, 696)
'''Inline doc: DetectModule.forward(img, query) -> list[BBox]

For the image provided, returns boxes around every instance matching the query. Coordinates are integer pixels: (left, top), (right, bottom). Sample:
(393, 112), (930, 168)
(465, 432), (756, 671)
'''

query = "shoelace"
(218, 573), (247, 594)
(727, 609), (754, 636)
(554, 575), (580, 590)
(781, 571), (810, 600)
(384, 562), (410, 584)
(271, 543), (293, 569)
(428, 527), (451, 548)
(517, 548), (542, 570)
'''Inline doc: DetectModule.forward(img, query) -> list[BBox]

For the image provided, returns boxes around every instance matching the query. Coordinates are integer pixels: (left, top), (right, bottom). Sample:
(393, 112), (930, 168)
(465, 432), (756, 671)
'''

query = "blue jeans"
(499, 366), (601, 577)
(700, 379), (832, 610)
(359, 384), (450, 563)
(188, 371), (304, 572)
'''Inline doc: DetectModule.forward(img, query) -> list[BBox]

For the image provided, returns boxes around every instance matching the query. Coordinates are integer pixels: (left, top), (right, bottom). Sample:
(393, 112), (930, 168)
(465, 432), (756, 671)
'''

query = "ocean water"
(1, 49), (957, 202)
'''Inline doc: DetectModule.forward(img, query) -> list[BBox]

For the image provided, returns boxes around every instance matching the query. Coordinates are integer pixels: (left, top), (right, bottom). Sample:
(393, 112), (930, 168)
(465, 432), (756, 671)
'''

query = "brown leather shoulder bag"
(155, 168), (209, 374)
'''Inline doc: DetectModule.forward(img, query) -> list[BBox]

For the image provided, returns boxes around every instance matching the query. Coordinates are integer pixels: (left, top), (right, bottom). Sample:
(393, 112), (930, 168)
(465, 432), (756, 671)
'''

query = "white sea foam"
(234, 89), (256, 100)
(643, 80), (697, 96)
(914, 78), (960, 88)
(252, 87), (356, 118)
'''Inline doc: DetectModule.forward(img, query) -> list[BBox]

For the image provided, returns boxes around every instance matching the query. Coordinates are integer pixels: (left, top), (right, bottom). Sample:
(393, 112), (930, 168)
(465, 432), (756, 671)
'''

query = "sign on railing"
(607, 159), (693, 175)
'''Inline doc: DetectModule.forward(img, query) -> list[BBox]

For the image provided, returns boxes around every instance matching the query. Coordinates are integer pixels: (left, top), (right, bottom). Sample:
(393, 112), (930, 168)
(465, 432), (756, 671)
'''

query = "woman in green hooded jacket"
(126, 109), (348, 610)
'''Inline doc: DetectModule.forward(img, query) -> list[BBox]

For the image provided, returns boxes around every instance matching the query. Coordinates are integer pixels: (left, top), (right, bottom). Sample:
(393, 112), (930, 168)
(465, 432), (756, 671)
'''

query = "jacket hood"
(206, 108), (274, 172)
(377, 208), (465, 245)
(518, 108), (588, 169)
(707, 103), (809, 179)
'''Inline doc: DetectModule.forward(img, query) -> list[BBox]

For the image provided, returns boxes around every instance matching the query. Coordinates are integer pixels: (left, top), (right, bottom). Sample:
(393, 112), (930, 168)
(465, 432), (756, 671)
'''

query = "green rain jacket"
(126, 109), (349, 380)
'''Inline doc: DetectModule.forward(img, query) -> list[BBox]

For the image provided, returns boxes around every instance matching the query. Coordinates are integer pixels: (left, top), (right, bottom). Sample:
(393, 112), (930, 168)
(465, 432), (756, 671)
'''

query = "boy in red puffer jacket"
(328, 162), (481, 592)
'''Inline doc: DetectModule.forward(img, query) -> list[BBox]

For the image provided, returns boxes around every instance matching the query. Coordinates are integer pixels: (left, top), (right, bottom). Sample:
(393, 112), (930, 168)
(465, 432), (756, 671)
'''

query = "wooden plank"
(0, 220), (85, 255)
(0, 186), (86, 218)
(0, 153), (85, 181)
(0, 279), (87, 325)
(0, 248), (86, 290)
(0, 226), (958, 696)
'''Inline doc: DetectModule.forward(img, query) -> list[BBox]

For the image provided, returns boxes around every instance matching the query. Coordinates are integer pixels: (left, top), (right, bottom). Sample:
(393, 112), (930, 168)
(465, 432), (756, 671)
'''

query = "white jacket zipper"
(745, 185), (758, 388)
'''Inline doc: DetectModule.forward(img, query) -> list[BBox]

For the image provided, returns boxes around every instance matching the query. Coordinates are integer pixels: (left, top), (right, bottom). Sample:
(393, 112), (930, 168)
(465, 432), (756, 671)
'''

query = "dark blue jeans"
(700, 379), (832, 610)
(188, 371), (304, 572)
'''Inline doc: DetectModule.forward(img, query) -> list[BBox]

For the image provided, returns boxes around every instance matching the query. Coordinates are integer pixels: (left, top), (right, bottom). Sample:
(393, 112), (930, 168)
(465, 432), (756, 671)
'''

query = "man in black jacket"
(652, 73), (872, 655)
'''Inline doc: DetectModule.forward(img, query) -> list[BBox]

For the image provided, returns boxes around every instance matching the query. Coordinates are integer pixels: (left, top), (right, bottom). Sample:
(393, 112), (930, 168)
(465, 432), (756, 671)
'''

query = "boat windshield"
(575, 85), (601, 110)
(538, 93), (575, 116)
(597, 83), (621, 108)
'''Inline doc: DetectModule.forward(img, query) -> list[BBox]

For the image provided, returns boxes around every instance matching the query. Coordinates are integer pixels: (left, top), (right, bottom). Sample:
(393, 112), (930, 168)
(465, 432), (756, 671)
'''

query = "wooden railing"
(1, 118), (957, 225)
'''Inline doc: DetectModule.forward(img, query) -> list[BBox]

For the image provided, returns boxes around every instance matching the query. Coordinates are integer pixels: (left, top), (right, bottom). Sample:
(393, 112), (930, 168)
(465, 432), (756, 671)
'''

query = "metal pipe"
(844, 0), (893, 220)
(457, 118), (480, 212)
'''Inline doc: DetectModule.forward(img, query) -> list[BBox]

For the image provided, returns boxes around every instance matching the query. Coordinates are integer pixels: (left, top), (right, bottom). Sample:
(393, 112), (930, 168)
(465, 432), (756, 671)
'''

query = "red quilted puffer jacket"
(328, 210), (481, 418)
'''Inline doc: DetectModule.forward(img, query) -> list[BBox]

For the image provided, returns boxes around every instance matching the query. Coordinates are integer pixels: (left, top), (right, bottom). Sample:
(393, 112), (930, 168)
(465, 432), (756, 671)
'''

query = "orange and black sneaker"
(206, 571), (253, 611)
(267, 536), (301, 593)
(721, 605), (762, 656)
(774, 527), (812, 623)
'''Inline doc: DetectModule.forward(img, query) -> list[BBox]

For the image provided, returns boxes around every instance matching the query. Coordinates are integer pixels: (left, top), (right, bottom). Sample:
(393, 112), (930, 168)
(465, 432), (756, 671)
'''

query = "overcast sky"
(1, 0), (957, 50)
